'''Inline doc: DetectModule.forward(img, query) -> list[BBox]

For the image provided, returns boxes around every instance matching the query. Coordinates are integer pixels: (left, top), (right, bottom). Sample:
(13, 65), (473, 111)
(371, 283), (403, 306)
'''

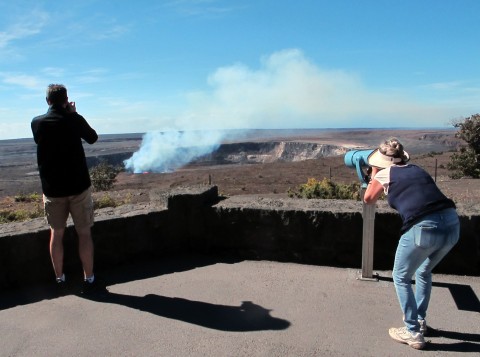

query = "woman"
(364, 137), (460, 350)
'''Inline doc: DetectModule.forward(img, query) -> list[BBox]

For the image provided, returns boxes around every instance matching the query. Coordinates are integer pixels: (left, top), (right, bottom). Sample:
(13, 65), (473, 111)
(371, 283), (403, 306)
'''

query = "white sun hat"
(367, 148), (410, 169)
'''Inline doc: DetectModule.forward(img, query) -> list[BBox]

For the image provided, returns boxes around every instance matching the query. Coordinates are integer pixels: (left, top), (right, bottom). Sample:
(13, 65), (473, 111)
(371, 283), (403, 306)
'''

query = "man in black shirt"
(31, 84), (102, 295)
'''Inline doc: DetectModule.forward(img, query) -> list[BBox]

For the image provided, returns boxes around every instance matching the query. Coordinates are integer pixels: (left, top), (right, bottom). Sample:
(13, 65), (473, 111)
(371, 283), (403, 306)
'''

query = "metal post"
(359, 186), (378, 281)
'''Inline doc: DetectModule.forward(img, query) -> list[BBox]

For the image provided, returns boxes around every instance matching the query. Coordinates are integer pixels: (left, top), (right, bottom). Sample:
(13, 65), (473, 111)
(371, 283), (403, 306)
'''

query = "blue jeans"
(392, 208), (460, 333)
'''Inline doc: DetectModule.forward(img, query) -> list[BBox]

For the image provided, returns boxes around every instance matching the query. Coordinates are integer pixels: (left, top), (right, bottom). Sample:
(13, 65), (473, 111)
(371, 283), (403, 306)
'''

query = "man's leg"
(50, 227), (65, 279)
(76, 226), (94, 279)
(69, 187), (95, 280)
(43, 194), (69, 281)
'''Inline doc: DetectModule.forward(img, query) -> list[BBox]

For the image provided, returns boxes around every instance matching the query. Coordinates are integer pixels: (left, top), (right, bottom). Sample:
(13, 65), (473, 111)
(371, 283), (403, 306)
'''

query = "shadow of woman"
(424, 327), (480, 352)
(86, 292), (291, 332)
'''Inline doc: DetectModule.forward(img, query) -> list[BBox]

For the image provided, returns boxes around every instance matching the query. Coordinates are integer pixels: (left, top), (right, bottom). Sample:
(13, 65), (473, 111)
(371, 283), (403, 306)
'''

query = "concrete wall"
(1, 186), (479, 289)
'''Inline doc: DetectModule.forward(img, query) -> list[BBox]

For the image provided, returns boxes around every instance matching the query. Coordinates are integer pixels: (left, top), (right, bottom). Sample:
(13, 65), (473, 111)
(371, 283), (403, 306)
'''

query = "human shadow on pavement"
(376, 276), (480, 353)
(84, 292), (291, 332)
(0, 254), (241, 311)
(377, 275), (480, 313)
(432, 281), (480, 313)
(425, 327), (480, 352)
(100, 253), (242, 287)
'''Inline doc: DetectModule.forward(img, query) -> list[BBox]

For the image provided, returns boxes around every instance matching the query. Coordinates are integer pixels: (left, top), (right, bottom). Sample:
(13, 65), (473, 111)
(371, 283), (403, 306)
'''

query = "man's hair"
(46, 84), (68, 105)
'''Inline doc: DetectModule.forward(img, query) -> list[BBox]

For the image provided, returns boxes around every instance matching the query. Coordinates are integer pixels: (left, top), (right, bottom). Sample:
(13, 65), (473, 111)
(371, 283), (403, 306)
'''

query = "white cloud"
(165, 0), (239, 17)
(91, 24), (130, 40)
(41, 67), (66, 78)
(1, 73), (43, 90)
(74, 68), (109, 84)
(421, 81), (464, 91)
(0, 117), (32, 139)
(0, 10), (48, 50)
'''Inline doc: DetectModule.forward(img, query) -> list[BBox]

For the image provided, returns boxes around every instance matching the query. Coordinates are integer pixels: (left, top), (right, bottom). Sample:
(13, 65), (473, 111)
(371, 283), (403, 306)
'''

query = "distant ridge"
(0, 127), (455, 144)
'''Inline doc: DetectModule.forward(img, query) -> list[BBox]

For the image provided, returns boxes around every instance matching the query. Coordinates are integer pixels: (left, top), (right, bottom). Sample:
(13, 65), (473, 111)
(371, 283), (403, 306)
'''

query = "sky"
(1, 0), (480, 140)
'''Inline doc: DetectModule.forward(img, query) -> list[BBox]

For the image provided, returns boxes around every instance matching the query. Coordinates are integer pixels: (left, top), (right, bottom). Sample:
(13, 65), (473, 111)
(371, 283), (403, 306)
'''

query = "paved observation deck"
(1, 254), (479, 356)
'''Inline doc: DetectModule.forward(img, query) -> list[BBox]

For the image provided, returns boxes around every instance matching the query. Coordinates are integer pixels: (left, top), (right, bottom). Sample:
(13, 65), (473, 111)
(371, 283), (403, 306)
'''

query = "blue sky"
(1, 0), (479, 140)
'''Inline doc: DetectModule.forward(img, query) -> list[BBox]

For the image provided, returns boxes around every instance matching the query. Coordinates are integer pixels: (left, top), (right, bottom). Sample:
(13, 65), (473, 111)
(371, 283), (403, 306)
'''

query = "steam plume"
(124, 48), (449, 173)
(123, 130), (224, 173)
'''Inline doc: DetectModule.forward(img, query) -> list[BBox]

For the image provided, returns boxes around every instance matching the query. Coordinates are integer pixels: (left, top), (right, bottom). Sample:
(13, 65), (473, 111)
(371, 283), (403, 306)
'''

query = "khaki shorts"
(43, 187), (94, 230)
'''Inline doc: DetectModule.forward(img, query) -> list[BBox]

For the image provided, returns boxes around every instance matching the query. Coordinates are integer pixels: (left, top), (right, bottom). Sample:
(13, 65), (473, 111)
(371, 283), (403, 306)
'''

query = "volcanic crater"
(1, 129), (479, 215)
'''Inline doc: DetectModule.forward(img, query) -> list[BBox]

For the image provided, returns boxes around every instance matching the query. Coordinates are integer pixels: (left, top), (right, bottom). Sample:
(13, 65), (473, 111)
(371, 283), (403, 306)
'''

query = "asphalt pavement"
(1, 254), (479, 357)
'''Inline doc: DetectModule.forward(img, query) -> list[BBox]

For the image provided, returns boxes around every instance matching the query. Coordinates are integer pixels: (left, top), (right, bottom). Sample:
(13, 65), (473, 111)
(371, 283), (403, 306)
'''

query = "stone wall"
(209, 196), (480, 275)
(1, 186), (479, 289)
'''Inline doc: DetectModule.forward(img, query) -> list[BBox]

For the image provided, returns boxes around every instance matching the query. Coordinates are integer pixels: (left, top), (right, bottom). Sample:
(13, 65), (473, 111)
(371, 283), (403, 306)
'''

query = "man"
(31, 84), (103, 295)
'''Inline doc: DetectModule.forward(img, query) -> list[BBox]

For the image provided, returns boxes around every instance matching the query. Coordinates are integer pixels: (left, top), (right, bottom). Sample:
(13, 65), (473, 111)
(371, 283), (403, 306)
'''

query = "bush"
(90, 162), (122, 191)
(288, 178), (362, 200)
(0, 192), (44, 223)
(94, 193), (118, 209)
(14, 192), (42, 203)
(0, 205), (44, 224)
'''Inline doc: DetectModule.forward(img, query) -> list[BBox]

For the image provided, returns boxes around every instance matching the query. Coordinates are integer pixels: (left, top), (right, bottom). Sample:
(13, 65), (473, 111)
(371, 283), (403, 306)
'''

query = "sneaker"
(418, 319), (428, 336)
(389, 326), (426, 350)
(55, 280), (68, 296)
(80, 278), (108, 297)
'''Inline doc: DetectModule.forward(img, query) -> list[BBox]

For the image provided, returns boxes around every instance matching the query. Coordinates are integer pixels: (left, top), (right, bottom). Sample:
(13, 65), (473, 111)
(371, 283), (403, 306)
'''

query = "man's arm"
(31, 118), (40, 144)
(71, 113), (98, 144)
(66, 102), (98, 144)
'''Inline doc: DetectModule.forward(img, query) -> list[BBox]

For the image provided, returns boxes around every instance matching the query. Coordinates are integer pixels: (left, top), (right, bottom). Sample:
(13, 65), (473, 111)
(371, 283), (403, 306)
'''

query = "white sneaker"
(418, 319), (428, 336)
(389, 326), (426, 350)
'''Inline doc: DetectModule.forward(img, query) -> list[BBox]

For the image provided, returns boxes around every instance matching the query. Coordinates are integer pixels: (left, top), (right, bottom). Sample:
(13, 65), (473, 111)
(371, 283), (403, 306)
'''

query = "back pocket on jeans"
(413, 224), (438, 248)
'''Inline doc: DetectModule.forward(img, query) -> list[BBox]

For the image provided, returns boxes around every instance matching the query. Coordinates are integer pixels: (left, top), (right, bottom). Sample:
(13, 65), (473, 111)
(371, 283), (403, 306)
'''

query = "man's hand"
(65, 101), (77, 113)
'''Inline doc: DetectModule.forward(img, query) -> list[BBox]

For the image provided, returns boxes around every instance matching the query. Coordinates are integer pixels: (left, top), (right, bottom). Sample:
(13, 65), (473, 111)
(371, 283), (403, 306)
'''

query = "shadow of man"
(85, 292), (291, 332)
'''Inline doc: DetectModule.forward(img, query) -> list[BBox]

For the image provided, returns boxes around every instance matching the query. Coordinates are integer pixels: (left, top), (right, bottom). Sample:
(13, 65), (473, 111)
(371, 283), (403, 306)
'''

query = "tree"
(447, 113), (480, 178)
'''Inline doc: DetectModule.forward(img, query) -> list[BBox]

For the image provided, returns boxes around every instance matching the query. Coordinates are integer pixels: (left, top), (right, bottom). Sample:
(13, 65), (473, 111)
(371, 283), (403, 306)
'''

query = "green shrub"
(94, 193), (118, 209)
(14, 192), (42, 203)
(90, 162), (122, 191)
(0, 204), (44, 223)
(288, 178), (362, 200)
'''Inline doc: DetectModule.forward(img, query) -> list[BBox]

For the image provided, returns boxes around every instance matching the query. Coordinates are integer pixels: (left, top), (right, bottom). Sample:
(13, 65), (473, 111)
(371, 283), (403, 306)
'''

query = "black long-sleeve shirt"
(31, 105), (98, 197)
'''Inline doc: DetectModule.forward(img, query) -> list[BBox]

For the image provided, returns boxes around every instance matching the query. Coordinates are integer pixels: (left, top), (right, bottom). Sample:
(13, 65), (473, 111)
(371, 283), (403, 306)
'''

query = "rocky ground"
(112, 151), (480, 203)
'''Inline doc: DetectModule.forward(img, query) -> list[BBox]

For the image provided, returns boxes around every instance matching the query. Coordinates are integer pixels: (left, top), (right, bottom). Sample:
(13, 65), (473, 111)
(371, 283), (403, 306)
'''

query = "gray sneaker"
(389, 326), (426, 350)
(418, 319), (428, 336)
